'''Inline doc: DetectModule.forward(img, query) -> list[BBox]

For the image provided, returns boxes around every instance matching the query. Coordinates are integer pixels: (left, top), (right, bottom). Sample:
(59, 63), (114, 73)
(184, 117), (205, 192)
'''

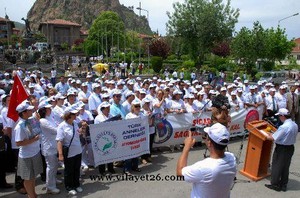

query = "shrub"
(151, 56), (163, 73)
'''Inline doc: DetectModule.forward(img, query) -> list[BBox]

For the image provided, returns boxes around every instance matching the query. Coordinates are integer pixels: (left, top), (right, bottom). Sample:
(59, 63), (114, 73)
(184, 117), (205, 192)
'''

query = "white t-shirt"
(56, 121), (82, 158)
(14, 118), (41, 158)
(182, 152), (237, 198)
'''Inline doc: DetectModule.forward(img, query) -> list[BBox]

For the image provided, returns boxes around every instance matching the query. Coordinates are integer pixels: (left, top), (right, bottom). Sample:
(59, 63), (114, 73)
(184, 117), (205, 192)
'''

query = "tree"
(149, 38), (170, 59)
(231, 22), (295, 72)
(84, 11), (125, 57)
(167, 0), (239, 64)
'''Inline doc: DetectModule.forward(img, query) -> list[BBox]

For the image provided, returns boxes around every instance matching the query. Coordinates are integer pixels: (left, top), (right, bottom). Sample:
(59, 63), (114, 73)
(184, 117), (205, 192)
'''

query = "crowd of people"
(0, 66), (299, 197)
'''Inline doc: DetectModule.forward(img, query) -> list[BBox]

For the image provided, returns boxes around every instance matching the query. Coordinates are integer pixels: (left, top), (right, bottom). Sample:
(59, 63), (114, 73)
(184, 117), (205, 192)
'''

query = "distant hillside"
(13, 21), (25, 30)
(27, 0), (152, 34)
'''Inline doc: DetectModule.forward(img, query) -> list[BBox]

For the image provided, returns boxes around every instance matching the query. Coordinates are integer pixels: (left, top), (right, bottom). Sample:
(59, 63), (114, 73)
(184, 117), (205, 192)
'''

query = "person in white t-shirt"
(177, 123), (237, 198)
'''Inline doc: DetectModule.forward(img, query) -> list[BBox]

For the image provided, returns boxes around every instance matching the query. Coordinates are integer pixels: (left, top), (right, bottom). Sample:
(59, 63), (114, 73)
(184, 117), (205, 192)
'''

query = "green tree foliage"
(151, 56), (163, 73)
(84, 11), (125, 57)
(149, 38), (170, 59)
(167, 0), (239, 64)
(231, 22), (295, 72)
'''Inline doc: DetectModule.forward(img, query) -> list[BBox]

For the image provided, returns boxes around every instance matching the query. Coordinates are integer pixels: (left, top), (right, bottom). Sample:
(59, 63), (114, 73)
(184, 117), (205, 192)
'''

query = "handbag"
(62, 124), (75, 159)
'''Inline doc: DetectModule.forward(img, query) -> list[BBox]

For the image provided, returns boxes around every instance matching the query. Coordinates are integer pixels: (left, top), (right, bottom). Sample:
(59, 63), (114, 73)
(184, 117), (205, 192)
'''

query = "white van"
(34, 42), (48, 51)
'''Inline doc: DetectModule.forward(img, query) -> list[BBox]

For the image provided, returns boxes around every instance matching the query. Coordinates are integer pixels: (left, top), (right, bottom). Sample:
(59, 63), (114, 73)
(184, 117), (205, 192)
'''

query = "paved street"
(2, 134), (300, 198)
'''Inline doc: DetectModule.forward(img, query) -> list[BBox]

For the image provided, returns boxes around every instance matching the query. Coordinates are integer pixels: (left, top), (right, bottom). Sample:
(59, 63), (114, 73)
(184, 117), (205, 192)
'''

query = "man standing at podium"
(176, 123), (237, 198)
(265, 108), (298, 192)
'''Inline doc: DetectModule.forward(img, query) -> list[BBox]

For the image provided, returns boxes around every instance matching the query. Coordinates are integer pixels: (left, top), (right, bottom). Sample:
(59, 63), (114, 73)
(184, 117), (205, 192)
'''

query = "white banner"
(153, 106), (263, 147)
(90, 116), (149, 166)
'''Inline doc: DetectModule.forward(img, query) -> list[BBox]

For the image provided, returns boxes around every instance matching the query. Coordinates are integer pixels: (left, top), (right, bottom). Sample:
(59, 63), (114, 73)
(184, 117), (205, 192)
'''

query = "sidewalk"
(1, 133), (300, 198)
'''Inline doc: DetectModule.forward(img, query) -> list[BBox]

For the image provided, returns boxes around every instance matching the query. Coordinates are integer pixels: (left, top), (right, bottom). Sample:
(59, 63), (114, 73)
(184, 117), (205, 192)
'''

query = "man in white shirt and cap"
(177, 123), (236, 198)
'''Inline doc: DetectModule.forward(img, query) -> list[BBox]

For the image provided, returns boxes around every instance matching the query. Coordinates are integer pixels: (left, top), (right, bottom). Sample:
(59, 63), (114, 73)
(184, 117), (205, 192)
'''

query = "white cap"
(142, 98), (151, 106)
(38, 101), (52, 109)
(198, 91), (205, 96)
(64, 105), (79, 115)
(132, 99), (141, 105)
(125, 91), (134, 98)
(221, 87), (227, 91)
(112, 89), (122, 96)
(81, 82), (88, 87)
(99, 101), (111, 109)
(55, 93), (65, 100)
(101, 93), (110, 99)
(173, 90), (183, 95)
(230, 91), (237, 96)
(202, 81), (209, 85)
(76, 80), (82, 84)
(269, 88), (276, 92)
(92, 83), (101, 90)
(204, 123), (230, 146)
(244, 80), (249, 83)
(275, 108), (289, 116)
(16, 101), (34, 113)
(192, 80), (199, 84)
(67, 90), (76, 96)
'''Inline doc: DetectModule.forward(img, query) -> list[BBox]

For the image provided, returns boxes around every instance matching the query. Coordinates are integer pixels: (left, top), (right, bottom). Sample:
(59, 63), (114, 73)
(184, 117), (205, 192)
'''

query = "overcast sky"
(0, 0), (299, 39)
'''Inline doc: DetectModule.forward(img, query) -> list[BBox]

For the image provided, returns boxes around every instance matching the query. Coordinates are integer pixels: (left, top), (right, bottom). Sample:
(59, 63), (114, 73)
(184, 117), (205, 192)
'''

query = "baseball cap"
(275, 108), (289, 116)
(38, 101), (52, 109)
(55, 93), (65, 100)
(64, 105), (79, 115)
(204, 123), (230, 145)
(99, 101), (111, 109)
(16, 101), (34, 113)
(132, 99), (141, 105)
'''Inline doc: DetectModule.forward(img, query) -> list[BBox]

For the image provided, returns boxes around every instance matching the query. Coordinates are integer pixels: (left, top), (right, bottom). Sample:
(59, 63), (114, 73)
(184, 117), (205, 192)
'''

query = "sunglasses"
(115, 95), (122, 98)
(134, 105), (141, 108)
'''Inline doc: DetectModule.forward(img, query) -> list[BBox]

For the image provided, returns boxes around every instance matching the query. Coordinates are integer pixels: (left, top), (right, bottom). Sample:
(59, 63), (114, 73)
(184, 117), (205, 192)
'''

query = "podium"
(239, 120), (276, 181)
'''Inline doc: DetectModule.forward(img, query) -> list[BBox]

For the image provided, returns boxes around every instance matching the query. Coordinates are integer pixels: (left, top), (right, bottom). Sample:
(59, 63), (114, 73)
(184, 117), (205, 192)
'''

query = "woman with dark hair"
(38, 101), (61, 194)
(56, 105), (86, 196)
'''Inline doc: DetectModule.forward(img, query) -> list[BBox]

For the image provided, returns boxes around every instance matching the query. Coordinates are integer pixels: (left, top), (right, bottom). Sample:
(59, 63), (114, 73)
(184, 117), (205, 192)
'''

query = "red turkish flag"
(7, 75), (29, 122)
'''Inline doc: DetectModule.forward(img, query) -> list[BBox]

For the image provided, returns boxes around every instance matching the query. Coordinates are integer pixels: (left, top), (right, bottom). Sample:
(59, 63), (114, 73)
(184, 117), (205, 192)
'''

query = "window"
(297, 55), (300, 60)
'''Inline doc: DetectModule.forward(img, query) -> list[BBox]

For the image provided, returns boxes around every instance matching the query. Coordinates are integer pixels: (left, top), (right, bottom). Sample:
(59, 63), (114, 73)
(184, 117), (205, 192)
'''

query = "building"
(39, 19), (81, 48)
(291, 38), (300, 64)
(0, 16), (14, 44)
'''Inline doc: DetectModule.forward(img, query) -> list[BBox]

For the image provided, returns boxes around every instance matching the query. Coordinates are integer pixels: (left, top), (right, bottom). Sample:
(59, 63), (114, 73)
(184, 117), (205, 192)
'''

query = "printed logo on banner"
(244, 109), (259, 128)
(93, 131), (118, 156)
(154, 118), (173, 144)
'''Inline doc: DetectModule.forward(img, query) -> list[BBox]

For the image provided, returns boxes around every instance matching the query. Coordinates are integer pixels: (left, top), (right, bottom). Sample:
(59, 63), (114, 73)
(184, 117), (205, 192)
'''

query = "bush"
(182, 60), (195, 70)
(151, 56), (163, 73)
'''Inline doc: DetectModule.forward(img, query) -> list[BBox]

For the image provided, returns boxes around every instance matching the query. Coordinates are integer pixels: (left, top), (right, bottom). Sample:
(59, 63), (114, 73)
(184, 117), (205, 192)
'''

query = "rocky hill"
(27, 0), (151, 33)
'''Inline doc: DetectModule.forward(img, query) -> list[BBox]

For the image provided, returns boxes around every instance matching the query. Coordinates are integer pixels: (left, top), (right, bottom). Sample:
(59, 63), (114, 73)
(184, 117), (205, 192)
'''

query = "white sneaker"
(56, 179), (63, 184)
(68, 190), (77, 195)
(76, 187), (83, 193)
(47, 188), (60, 194)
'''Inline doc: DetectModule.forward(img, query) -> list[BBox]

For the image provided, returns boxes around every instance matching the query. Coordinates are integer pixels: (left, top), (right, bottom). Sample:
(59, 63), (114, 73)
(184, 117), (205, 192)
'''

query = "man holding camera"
(177, 123), (236, 198)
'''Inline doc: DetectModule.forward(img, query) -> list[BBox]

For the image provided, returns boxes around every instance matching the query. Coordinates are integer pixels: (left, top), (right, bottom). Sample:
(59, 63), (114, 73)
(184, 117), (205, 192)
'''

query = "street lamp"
(278, 13), (299, 25)
(136, 2), (150, 68)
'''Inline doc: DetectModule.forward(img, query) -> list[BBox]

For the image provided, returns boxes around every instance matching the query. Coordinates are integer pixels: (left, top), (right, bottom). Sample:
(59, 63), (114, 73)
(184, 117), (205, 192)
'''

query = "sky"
(0, 0), (299, 39)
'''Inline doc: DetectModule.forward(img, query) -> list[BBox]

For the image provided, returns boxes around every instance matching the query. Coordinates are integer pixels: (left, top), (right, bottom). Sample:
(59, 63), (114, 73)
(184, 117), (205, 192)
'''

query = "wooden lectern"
(239, 120), (276, 181)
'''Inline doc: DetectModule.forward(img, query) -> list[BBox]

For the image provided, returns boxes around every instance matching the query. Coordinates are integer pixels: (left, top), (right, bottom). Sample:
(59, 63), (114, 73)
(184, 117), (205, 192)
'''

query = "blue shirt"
(110, 102), (126, 119)
(272, 118), (298, 145)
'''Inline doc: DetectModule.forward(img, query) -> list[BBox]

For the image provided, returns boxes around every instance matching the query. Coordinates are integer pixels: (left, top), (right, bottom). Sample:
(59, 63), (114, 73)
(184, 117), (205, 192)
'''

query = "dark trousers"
(51, 78), (56, 86)
(98, 163), (114, 174)
(124, 158), (138, 172)
(0, 151), (7, 186)
(271, 144), (294, 188)
(141, 133), (155, 160)
(64, 154), (81, 191)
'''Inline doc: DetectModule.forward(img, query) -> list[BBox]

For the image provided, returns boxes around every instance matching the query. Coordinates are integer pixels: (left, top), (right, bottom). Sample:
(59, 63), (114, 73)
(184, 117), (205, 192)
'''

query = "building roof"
(292, 38), (300, 53)
(40, 19), (81, 27)
(0, 17), (12, 22)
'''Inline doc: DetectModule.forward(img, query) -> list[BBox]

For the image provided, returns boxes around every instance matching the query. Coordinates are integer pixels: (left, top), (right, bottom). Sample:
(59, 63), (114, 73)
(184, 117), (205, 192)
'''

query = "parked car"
(33, 42), (48, 51)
